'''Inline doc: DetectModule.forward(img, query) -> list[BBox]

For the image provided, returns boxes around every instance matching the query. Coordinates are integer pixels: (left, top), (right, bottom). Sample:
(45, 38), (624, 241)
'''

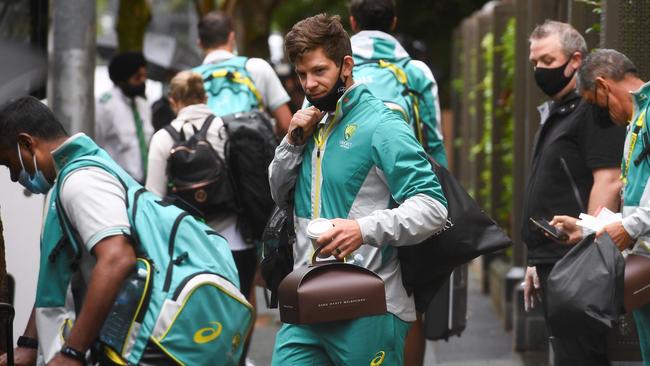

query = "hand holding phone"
(530, 217), (569, 241)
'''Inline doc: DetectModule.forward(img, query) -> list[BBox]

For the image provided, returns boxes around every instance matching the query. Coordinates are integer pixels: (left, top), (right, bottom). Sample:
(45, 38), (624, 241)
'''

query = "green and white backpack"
(193, 56), (264, 116)
(55, 154), (254, 366)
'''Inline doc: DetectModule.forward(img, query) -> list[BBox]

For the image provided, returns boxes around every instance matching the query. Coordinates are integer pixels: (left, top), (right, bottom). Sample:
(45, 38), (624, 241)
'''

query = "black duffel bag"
(546, 233), (624, 337)
(398, 159), (512, 312)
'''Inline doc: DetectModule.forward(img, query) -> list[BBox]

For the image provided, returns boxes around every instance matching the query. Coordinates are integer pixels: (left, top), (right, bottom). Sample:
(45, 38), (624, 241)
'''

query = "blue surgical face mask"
(17, 143), (52, 194)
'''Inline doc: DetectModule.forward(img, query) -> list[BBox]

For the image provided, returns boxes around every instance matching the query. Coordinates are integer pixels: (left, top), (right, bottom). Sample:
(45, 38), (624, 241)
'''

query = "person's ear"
(227, 31), (236, 49)
(342, 55), (354, 80)
(570, 51), (582, 73)
(350, 16), (359, 33)
(168, 97), (179, 114)
(595, 76), (609, 94)
(391, 16), (398, 32)
(16, 133), (35, 151)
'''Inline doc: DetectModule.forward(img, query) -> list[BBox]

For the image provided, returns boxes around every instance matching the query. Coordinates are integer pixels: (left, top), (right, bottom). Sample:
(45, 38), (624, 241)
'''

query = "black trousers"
(536, 264), (611, 366)
(232, 247), (258, 300)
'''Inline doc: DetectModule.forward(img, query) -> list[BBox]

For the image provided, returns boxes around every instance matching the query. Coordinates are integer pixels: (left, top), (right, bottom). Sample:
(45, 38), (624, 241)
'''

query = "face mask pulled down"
(306, 65), (347, 112)
(534, 58), (576, 97)
(17, 143), (51, 194)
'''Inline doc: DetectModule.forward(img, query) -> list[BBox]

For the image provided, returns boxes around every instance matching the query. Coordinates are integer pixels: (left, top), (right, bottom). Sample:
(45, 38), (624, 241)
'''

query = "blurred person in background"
(195, 11), (293, 137)
(96, 52), (153, 184)
(145, 70), (259, 366)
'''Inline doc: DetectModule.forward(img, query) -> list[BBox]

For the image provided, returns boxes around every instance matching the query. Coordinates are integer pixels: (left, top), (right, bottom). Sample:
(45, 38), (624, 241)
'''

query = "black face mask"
(306, 63), (347, 112)
(120, 82), (146, 98)
(534, 58), (576, 97)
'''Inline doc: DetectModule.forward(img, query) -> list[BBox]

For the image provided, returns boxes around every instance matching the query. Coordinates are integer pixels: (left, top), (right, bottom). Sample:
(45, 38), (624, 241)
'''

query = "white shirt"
(95, 86), (154, 183)
(48, 134), (131, 253)
(146, 104), (250, 251)
(202, 50), (290, 112)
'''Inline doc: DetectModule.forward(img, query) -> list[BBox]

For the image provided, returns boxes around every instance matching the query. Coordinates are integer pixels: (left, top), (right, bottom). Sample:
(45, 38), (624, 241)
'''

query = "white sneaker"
(245, 358), (256, 366)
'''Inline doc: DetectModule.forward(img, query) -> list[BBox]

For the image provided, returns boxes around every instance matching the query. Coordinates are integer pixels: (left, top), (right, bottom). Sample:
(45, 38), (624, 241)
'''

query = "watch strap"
(17, 336), (38, 349)
(60, 345), (85, 363)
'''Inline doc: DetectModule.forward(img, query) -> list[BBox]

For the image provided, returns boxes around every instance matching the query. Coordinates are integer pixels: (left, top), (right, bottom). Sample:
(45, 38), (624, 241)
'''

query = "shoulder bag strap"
(560, 157), (586, 213)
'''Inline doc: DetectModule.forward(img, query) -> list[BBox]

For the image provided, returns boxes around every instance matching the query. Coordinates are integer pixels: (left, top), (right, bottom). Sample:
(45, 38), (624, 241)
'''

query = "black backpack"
(164, 115), (238, 218)
(222, 110), (279, 242)
(260, 204), (295, 308)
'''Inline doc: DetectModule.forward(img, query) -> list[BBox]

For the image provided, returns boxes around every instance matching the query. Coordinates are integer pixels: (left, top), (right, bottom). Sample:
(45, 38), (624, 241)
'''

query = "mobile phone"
(529, 217), (569, 241)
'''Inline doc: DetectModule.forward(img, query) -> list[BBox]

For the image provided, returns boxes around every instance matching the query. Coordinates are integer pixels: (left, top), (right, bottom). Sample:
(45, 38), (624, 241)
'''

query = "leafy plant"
(471, 31), (493, 212)
(574, 0), (602, 34)
(494, 17), (516, 233)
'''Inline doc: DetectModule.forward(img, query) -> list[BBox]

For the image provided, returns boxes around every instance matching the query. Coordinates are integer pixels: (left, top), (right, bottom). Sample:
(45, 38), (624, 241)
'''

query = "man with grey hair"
(553, 49), (650, 363)
(522, 21), (625, 365)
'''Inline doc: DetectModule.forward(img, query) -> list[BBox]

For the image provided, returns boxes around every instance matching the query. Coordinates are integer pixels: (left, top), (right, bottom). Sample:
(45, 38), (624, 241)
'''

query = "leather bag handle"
(311, 245), (345, 266)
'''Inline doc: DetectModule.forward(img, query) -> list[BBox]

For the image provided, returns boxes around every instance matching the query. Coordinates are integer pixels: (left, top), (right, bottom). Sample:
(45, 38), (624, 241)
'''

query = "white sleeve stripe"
(85, 226), (131, 250)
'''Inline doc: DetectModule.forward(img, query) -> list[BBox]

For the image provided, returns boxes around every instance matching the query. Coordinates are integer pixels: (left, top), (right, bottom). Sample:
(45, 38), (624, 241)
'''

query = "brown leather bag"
(278, 246), (387, 324)
(624, 253), (650, 312)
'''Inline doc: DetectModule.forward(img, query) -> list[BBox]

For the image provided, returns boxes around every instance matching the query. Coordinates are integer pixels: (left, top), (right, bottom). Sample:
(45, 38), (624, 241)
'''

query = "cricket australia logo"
(340, 124), (357, 149)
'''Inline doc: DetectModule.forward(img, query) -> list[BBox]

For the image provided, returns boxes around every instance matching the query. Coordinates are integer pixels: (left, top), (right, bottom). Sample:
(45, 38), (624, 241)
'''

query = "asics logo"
(193, 321), (223, 344)
(370, 351), (386, 365)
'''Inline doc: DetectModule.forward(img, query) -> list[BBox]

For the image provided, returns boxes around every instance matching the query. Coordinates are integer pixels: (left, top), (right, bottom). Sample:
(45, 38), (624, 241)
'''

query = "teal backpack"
(193, 56), (264, 116)
(353, 58), (426, 145)
(56, 155), (254, 366)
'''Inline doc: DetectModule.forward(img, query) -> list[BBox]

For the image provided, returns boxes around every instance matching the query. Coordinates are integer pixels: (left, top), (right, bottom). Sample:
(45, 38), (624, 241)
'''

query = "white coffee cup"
(306, 218), (333, 250)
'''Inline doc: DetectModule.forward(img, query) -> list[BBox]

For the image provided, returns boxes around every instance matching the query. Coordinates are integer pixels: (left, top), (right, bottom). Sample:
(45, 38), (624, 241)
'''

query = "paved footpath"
(246, 266), (547, 366)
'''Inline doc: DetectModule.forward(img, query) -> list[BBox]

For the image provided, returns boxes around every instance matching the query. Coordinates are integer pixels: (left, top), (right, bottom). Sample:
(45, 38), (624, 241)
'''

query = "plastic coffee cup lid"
(306, 218), (333, 239)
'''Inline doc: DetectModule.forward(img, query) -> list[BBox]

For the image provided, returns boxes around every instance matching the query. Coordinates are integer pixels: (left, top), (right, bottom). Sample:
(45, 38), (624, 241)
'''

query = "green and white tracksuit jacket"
(622, 81), (650, 360)
(269, 83), (448, 322)
(623, 81), (650, 256)
(351, 30), (448, 167)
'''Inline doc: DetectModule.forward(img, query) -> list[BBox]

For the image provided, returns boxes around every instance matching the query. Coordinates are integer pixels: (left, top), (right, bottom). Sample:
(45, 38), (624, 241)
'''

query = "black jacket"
(522, 90), (625, 265)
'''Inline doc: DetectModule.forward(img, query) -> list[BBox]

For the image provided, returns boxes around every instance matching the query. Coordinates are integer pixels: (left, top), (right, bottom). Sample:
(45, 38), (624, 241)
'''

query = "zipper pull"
(173, 251), (189, 265)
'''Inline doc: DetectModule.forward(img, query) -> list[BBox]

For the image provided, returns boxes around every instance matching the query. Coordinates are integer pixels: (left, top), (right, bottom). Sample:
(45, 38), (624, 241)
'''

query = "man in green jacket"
(269, 13), (448, 365)
(348, 0), (447, 167)
(552, 48), (650, 364)
(348, 2), (448, 363)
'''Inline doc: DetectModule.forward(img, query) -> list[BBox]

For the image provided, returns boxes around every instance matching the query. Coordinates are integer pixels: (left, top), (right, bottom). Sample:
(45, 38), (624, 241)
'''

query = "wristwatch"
(60, 345), (86, 363)
(16, 336), (38, 349)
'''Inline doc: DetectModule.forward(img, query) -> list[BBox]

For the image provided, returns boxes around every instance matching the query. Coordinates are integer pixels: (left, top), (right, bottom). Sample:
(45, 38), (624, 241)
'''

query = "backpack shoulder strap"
(378, 58), (425, 144)
(633, 103), (650, 166)
(164, 124), (185, 143)
(58, 156), (130, 195)
(52, 156), (131, 263)
(196, 115), (216, 139)
(379, 59), (409, 87)
(560, 157), (586, 213)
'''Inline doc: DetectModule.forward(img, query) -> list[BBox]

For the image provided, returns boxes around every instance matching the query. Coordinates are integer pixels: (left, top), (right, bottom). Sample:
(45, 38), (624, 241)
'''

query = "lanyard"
(130, 99), (148, 178)
(313, 116), (338, 150)
(622, 110), (646, 185)
(312, 114), (339, 218)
